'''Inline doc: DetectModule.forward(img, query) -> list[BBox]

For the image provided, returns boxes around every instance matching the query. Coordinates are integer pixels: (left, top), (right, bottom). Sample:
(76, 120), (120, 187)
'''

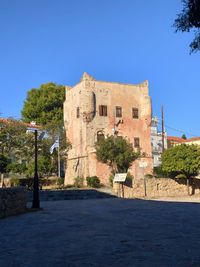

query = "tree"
(21, 83), (65, 128)
(0, 154), (9, 173)
(174, 0), (200, 53)
(0, 154), (9, 187)
(161, 144), (200, 195)
(181, 134), (187, 139)
(0, 119), (57, 178)
(21, 83), (71, 177)
(95, 135), (139, 173)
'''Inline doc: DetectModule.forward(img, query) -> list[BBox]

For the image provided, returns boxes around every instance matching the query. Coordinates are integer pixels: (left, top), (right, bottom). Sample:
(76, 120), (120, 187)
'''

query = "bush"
(126, 172), (134, 180)
(153, 166), (168, 178)
(10, 178), (21, 187)
(144, 174), (153, 179)
(175, 174), (187, 179)
(57, 178), (64, 186)
(10, 177), (34, 189)
(109, 174), (114, 186)
(74, 176), (84, 188)
(86, 176), (100, 188)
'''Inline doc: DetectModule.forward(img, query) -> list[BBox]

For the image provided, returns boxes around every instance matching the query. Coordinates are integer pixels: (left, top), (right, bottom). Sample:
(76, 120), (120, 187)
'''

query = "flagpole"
(58, 136), (60, 178)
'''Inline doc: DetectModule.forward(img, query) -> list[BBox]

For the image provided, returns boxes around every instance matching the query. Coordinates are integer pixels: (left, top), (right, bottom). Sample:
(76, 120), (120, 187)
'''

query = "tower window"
(134, 137), (140, 148)
(132, 108), (139, 119)
(76, 107), (80, 118)
(99, 105), (107, 116)
(116, 106), (122, 117)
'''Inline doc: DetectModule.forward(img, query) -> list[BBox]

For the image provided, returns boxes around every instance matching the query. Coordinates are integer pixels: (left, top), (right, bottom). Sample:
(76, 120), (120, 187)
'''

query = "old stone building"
(64, 73), (153, 185)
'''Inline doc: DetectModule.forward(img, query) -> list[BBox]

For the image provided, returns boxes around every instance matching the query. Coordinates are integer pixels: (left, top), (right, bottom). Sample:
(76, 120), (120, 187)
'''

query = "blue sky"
(0, 0), (200, 137)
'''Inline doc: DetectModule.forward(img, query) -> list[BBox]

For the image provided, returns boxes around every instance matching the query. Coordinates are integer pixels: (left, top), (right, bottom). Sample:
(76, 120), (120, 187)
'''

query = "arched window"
(97, 131), (105, 142)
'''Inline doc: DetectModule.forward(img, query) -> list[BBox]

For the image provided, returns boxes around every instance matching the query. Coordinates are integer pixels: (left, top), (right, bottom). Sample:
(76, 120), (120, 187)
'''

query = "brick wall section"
(113, 178), (200, 198)
(0, 187), (27, 218)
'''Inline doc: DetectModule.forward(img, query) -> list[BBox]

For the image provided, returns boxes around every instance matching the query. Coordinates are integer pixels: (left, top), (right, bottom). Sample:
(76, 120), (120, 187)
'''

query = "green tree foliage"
(0, 119), (55, 177)
(0, 120), (32, 162)
(161, 144), (200, 194)
(21, 83), (70, 173)
(181, 134), (187, 139)
(0, 154), (9, 173)
(174, 0), (200, 53)
(21, 83), (65, 127)
(96, 136), (139, 173)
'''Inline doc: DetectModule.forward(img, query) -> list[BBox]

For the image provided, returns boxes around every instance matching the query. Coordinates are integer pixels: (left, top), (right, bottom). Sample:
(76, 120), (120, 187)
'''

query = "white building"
(151, 117), (167, 167)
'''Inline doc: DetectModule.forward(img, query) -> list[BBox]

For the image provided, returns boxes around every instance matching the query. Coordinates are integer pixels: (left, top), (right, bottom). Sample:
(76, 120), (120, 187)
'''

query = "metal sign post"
(114, 173), (127, 198)
(139, 161), (148, 197)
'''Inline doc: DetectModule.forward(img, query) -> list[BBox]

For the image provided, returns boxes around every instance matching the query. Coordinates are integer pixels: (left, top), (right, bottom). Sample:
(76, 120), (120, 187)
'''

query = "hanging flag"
(50, 139), (59, 154)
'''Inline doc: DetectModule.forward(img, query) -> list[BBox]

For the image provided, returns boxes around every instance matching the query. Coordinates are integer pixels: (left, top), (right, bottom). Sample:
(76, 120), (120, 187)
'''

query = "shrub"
(144, 174), (153, 179)
(126, 172), (134, 180)
(10, 178), (21, 187)
(10, 177), (34, 189)
(175, 174), (187, 179)
(74, 176), (84, 188)
(86, 176), (100, 188)
(57, 178), (64, 186)
(153, 166), (168, 178)
(109, 174), (114, 186)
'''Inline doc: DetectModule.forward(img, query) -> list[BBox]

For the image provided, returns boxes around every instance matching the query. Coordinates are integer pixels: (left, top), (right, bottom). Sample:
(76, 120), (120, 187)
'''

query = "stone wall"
(114, 177), (200, 198)
(0, 187), (27, 218)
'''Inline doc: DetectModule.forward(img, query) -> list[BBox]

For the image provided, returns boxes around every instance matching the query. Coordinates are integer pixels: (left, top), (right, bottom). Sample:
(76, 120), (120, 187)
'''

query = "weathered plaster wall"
(64, 73), (153, 185)
(0, 187), (27, 218)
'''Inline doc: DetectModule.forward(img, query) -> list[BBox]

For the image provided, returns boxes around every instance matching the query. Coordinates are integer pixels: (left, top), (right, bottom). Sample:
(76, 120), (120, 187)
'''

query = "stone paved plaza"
(1, 198), (200, 267)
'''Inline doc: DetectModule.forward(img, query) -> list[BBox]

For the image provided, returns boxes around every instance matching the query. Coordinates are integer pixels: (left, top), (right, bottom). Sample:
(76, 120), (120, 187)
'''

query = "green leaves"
(0, 154), (9, 173)
(161, 144), (200, 178)
(96, 135), (139, 172)
(21, 82), (65, 127)
(174, 0), (200, 53)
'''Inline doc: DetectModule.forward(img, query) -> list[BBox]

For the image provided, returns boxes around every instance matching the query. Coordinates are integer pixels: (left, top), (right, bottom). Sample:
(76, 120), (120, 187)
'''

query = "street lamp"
(32, 129), (39, 209)
(27, 126), (46, 209)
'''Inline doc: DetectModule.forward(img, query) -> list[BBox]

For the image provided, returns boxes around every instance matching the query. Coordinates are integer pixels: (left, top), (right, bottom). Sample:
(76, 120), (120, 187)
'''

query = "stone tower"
(64, 73), (153, 185)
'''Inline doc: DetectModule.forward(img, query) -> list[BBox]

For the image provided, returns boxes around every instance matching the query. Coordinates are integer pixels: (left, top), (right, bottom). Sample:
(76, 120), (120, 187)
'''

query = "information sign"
(113, 173), (127, 182)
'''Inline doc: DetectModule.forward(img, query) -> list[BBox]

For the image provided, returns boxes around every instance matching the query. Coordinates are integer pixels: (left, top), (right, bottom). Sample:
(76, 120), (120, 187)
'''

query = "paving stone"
(1, 198), (200, 266)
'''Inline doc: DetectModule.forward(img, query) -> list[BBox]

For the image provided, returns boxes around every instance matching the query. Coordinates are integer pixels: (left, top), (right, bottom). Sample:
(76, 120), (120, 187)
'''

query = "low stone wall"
(0, 187), (27, 218)
(114, 178), (200, 198)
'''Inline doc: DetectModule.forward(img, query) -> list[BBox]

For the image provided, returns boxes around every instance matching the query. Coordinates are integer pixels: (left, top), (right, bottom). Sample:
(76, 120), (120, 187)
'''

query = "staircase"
(26, 188), (117, 202)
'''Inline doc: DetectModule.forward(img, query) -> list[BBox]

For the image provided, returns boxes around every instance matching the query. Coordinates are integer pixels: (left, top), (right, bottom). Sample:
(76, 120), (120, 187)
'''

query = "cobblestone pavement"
(1, 198), (200, 267)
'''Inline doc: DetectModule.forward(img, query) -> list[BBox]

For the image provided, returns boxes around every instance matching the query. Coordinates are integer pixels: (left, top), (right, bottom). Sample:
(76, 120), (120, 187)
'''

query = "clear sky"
(0, 0), (200, 137)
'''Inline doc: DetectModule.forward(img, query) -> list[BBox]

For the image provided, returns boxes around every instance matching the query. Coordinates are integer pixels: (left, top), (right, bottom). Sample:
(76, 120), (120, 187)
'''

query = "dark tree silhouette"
(174, 0), (200, 53)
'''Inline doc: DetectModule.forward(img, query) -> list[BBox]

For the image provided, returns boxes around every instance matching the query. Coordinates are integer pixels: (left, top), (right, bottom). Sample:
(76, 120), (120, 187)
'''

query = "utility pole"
(161, 105), (165, 153)
(32, 129), (40, 209)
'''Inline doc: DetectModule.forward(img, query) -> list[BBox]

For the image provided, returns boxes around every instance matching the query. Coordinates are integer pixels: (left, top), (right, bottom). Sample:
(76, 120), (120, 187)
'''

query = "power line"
(157, 120), (199, 137)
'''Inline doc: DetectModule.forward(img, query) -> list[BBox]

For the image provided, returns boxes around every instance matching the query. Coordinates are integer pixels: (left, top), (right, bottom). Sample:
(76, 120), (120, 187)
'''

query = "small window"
(97, 131), (105, 142)
(99, 105), (107, 116)
(134, 137), (140, 148)
(132, 108), (139, 119)
(116, 106), (122, 117)
(76, 107), (80, 118)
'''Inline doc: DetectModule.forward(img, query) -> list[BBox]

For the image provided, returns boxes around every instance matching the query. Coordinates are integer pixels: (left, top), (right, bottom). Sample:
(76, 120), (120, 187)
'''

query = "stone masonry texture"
(0, 187), (27, 218)
(64, 73), (153, 186)
(113, 177), (200, 198)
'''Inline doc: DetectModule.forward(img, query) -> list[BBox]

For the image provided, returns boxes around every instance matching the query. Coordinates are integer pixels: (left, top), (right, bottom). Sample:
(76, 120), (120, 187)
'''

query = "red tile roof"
(0, 118), (41, 129)
(167, 136), (186, 142)
(184, 137), (200, 142)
